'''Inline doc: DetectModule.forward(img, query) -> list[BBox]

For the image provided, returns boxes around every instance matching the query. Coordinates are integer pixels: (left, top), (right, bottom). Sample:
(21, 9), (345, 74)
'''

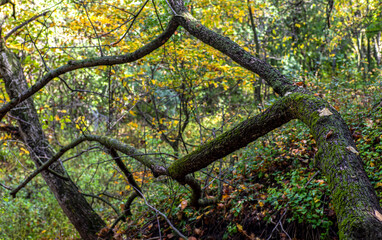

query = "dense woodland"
(0, 0), (381, 239)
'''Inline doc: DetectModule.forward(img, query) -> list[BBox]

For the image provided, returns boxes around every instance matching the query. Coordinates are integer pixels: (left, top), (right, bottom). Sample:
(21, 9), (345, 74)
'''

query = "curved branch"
(167, 91), (382, 239)
(0, 181), (12, 190)
(164, 2), (382, 238)
(4, 11), (49, 40)
(84, 135), (167, 176)
(0, 18), (179, 121)
(105, 191), (140, 236)
(123, 191), (139, 216)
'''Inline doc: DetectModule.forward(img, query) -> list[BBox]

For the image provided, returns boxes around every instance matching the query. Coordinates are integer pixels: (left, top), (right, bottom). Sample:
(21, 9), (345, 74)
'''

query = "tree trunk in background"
(375, 32), (381, 65)
(248, 1), (262, 103)
(0, 42), (106, 240)
(367, 36), (372, 72)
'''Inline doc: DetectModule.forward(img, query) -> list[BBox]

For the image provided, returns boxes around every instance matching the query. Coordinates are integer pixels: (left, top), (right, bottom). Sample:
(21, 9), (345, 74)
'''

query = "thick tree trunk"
(166, 1), (382, 239)
(0, 42), (106, 239)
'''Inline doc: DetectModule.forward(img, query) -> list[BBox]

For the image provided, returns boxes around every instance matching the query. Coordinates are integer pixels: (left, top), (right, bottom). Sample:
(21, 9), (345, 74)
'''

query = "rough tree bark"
(0, 41), (106, 240)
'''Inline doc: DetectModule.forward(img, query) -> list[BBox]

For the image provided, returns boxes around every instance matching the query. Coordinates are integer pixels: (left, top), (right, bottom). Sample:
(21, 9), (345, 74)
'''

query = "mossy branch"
(168, 95), (294, 181)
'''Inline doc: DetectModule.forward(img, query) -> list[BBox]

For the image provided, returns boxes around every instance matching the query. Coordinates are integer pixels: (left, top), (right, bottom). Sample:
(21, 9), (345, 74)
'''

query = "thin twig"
(111, 0), (150, 46)
(165, 0), (177, 15)
(0, 182), (12, 190)
(82, 192), (120, 215)
(82, 2), (104, 56)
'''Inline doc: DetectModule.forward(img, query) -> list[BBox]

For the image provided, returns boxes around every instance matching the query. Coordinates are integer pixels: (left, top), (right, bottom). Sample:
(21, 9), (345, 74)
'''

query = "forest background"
(0, 0), (381, 239)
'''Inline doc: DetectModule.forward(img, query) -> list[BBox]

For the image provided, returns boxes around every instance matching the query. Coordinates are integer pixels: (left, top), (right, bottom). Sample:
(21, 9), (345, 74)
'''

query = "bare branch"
(82, 3), (103, 56)
(82, 192), (121, 215)
(0, 0), (15, 19)
(111, 0), (150, 46)
(108, 148), (143, 197)
(10, 136), (86, 197)
(0, 181), (12, 190)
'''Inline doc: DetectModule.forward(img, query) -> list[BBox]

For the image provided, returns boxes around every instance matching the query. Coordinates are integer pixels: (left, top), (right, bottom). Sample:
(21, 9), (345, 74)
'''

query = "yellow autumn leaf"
(236, 223), (243, 232)
(20, 147), (30, 154)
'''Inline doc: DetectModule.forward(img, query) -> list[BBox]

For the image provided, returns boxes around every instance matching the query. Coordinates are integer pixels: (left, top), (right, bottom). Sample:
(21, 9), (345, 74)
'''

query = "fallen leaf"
(318, 108), (333, 117)
(180, 200), (188, 210)
(194, 228), (202, 235)
(167, 233), (174, 238)
(236, 223), (243, 232)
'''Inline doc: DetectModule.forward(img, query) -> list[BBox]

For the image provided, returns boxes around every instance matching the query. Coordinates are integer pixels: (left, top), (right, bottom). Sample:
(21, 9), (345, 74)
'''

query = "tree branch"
(4, 11), (49, 40)
(168, 95), (294, 181)
(108, 148), (143, 197)
(82, 192), (120, 216)
(10, 134), (167, 197)
(0, 17), (179, 121)
(0, 181), (12, 190)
